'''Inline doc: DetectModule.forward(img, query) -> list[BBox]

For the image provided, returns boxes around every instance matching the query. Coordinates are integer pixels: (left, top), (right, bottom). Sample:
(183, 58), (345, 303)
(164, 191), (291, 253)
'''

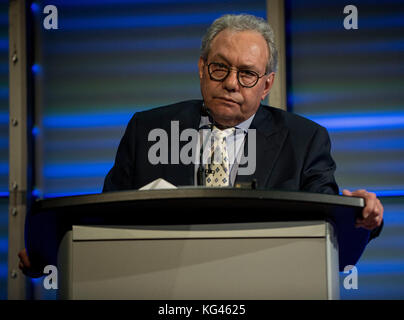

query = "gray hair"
(201, 14), (278, 73)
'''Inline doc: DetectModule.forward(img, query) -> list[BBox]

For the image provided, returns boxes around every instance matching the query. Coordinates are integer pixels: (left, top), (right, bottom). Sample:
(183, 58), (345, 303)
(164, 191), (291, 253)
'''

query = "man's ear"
(261, 72), (275, 100)
(198, 57), (205, 80)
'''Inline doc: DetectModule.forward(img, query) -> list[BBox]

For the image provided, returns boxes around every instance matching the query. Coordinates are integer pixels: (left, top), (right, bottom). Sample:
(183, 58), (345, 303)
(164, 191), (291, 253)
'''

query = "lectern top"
(35, 187), (364, 212)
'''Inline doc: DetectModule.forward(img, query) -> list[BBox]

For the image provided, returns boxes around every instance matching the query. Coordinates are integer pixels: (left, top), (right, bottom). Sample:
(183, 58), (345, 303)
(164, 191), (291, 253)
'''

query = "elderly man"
(19, 14), (383, 275)
(103, 14), (383, 231)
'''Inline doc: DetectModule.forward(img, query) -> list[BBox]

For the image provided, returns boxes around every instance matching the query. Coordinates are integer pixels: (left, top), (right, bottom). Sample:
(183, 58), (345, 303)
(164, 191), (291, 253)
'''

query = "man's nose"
(223, 69), (239, 91)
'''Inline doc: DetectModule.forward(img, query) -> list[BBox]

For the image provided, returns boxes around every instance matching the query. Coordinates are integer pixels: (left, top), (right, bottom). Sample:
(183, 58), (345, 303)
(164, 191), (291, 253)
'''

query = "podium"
(26, 188), (370, 300)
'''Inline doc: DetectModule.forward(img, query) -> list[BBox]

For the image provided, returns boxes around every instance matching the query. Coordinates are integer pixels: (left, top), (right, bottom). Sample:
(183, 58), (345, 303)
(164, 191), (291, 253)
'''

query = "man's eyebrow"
(211, 53), (257, 71)
(211, 53), (231, 65)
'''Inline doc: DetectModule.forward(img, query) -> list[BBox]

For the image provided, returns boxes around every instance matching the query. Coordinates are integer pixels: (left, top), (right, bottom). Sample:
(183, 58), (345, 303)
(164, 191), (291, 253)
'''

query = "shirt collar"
(199, 113), (255, 133)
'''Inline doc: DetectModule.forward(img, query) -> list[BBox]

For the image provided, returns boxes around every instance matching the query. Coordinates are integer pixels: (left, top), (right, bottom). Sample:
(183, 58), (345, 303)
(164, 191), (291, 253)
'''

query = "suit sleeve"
(300, 125), (383, 240)
(103, 114), (137, 192)
(300, 125), (339, 195)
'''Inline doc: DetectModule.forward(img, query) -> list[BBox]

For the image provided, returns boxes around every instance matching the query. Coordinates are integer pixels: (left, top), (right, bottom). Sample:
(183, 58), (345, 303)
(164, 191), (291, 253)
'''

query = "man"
(102, 14), (383, 230)
(19, 14), (383, 275)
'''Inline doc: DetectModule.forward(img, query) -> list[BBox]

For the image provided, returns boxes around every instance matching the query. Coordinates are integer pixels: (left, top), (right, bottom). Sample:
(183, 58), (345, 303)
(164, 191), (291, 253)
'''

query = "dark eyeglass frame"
(207, 62), (268, 88)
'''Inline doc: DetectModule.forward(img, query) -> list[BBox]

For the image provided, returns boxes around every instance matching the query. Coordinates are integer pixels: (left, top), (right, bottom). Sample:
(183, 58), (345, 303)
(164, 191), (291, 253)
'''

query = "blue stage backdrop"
(33, 0), (267, 198)
(286, 0), (404, 299)
(287, 0), (404, 196)
(0, 0), (403, 299)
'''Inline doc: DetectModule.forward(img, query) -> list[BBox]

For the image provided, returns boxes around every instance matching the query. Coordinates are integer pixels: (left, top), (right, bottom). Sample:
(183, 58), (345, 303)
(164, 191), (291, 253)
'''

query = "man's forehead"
(208, 29), (269, 68)
(211, 29), (265, 45)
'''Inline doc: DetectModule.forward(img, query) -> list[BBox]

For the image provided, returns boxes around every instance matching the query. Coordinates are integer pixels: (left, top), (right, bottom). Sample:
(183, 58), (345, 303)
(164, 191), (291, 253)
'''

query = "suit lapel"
(163, 101), (202, 186)
(235, 105), (288, 188)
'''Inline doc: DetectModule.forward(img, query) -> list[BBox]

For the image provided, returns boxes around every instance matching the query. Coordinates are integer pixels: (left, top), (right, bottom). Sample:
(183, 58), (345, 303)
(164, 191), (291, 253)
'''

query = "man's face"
(198, 29), (275, 127)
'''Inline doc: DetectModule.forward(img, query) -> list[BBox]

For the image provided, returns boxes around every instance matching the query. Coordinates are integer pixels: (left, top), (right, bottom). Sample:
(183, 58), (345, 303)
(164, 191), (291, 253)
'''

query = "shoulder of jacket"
(260, 104), (327, 133)
(134, 99), (202, 120)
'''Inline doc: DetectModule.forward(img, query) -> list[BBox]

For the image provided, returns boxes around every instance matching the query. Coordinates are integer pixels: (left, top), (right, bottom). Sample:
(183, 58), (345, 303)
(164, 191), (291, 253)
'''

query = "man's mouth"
(216, 97), (240, 105)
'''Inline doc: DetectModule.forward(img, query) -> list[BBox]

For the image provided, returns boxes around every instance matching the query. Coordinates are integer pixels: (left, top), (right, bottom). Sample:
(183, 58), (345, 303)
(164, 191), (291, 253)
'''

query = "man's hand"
(342, 189), (384, 230)
(18, 248), (43, 278)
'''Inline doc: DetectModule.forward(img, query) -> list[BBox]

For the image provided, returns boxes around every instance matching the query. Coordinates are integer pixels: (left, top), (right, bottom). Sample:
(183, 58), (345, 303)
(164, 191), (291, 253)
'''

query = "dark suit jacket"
(103, 99), (339, 194)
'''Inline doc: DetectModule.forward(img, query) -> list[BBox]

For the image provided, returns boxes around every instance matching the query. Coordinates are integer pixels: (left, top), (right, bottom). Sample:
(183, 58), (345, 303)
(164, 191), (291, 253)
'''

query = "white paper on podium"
(139, 178), (177, 190)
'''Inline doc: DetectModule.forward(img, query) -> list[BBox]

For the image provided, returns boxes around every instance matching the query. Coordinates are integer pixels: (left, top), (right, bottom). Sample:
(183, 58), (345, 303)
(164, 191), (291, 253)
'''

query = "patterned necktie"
(205, 126), (235, 187)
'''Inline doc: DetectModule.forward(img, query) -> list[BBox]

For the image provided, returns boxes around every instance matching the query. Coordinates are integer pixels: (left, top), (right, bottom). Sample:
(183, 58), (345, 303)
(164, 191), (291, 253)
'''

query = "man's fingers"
(362, 194), (383, 224)
(348, 189), (384, 230)
(376, 199), (384, 217)
(342, 189), (352, 196)
(18, 248), (31, 269)
(349, 189), (367, 197)
(356, 220), (375, 230)
(17, 248), (45, 278)
(356, 210), (382, 230)
(351, 190), (377, 219)
(365, 192), (377, 215)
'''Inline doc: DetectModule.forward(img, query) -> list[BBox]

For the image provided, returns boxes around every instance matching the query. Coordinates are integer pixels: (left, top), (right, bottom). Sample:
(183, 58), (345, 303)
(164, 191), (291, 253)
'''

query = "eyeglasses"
(207, 62), (268, 88)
